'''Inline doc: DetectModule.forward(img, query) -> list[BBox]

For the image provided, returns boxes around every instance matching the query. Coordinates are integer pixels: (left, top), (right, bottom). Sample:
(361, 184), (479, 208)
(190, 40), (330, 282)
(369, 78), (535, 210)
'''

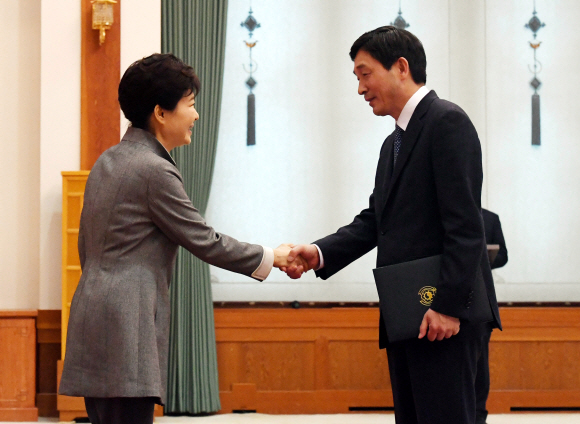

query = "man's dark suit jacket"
(482, 208), (508, 269)
(315, 90), (501, 348)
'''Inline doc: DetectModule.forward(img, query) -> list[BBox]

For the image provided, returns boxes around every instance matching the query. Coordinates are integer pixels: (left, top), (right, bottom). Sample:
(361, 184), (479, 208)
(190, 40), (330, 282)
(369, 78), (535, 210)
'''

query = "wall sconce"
(91, 0), (117, 46)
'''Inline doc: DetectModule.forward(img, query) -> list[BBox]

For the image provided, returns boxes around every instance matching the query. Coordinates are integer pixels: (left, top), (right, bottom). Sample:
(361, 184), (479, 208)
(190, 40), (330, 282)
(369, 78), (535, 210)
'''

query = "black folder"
(373, 255), (493, 343)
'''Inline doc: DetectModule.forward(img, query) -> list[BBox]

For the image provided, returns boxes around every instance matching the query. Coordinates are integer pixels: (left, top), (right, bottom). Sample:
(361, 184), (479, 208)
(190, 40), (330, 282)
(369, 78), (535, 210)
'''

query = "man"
(476, 208), (508, 424)
(286, 27), (502, 424)
(482, 209), (508, 270)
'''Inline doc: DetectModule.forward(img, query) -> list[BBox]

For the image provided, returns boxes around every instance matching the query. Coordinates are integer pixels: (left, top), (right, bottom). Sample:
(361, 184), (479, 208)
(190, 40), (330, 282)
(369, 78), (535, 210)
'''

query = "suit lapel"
(376, 137), (394, 220)
(381, 90), (438, 213)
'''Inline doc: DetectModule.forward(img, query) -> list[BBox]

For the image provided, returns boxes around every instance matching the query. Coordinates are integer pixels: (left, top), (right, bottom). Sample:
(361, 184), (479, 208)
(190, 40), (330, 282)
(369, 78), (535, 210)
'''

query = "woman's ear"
(153, 105), (165, 124)
(148, 105), (166, 136)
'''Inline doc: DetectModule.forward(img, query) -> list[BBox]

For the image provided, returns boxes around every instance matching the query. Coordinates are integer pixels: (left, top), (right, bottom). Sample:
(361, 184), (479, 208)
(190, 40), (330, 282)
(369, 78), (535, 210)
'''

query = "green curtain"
(161, 0), (229, 414)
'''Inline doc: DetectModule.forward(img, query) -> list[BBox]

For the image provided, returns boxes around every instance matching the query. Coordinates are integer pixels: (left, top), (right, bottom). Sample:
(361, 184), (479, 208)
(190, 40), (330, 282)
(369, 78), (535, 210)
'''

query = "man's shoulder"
(422, 97), (475, 133)
(429, 97), (469, 119)
(482, 208), (499, 222)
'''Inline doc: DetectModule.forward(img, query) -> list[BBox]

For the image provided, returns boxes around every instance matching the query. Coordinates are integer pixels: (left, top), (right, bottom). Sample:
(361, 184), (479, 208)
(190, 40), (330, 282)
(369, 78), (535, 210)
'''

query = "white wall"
(486, 0), (580, 301)
(36, 0), (160, 310)
(120, 0), (162, 133)
(3, 0), (578, 308)
(208, 0), (580, 302)
(0, 0), (41, 309)
(39, 0), (82, 309)
(207, 0), (450, 301)
(0, 0), (159, 310)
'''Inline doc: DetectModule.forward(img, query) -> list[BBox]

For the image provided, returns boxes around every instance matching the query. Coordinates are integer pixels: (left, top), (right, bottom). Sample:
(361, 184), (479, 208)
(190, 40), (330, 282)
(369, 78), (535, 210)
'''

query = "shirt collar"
(396, 85), (430, 131)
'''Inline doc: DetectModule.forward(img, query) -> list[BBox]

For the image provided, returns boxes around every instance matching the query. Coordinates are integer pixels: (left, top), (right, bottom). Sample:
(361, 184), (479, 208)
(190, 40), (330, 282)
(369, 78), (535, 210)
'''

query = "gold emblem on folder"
(418, 286), (437, 306)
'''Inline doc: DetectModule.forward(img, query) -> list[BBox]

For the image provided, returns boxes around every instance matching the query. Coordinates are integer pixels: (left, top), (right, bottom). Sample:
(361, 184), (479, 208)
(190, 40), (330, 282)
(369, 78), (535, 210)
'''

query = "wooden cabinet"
(59, 171), (89, 421)
(0, 310), (38, 421)
(61, 171), (90, 359)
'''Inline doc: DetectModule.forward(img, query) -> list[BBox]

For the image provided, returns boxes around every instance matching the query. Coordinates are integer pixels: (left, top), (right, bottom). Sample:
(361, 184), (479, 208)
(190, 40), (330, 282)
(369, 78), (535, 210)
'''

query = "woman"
(59, 54), (303, 424)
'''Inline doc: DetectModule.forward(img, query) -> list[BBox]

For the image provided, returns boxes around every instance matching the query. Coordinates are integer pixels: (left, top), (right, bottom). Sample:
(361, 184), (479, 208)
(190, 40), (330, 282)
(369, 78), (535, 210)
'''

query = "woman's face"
(161, 91), (199, 149)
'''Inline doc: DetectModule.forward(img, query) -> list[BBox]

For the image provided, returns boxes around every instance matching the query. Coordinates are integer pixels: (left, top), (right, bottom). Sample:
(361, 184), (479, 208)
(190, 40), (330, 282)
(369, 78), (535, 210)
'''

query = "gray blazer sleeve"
(148, 161), (265, 279)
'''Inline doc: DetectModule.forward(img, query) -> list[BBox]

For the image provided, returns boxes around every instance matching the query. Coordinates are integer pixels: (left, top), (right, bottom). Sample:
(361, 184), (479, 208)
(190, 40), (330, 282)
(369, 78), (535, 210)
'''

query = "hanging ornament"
(241, 5), (261, 146)
(525, 0), (545, 146)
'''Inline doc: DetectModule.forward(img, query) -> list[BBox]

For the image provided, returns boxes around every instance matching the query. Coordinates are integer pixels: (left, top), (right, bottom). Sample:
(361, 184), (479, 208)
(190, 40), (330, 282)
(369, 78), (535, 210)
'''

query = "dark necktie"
(393, 125), (404, 166)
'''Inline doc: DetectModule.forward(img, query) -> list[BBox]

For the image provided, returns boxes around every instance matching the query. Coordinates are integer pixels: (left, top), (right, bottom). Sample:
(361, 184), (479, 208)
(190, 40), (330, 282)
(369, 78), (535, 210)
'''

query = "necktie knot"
(393, 125), (404, 165)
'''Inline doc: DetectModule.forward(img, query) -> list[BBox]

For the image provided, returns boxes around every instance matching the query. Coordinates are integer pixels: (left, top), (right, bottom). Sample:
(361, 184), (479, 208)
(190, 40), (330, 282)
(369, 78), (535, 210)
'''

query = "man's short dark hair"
(349, 26), (427, 84)
(118, 53), (201, 129)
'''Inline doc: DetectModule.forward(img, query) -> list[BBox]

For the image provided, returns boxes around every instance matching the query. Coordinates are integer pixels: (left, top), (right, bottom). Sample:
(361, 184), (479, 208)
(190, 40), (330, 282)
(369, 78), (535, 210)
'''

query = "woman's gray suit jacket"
(59, 127), (265, 404)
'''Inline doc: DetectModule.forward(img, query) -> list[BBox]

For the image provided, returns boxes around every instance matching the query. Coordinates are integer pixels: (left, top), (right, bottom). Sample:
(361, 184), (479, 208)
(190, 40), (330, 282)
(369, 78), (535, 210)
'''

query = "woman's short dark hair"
(349, 26), (427, 84)
(118, 53), (201, 129)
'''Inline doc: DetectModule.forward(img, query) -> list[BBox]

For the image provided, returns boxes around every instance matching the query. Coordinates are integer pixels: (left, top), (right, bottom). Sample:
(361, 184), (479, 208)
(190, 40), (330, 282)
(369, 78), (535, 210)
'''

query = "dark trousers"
(475, 326), (493, 424)
(84, 397), (156, 424)
(386, 323), (485, 424)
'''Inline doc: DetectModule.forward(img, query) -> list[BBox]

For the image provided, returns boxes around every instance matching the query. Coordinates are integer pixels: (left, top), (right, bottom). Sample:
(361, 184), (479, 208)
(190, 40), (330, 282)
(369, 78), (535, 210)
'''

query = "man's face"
(353, 50), (401, 117)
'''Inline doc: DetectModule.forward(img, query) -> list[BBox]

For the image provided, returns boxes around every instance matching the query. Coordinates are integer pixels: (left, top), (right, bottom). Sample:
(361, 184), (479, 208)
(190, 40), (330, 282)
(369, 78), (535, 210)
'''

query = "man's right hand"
(284, 244), (320, 279)
(418, 308), (460, 341)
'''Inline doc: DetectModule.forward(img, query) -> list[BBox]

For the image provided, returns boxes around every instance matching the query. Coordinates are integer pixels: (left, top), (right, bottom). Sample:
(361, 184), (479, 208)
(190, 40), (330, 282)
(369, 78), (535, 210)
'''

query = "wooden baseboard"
(488, 390), (580, 413)
(220, 384), (394, 414)
(0, 407), (38, 421)
(219, 384), (580, 414)
(56, 392), (87, 421)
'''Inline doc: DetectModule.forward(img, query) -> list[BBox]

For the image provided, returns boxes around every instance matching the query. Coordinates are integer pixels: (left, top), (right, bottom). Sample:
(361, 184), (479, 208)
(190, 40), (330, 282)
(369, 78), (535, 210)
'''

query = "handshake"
(273, 244), (319, 279)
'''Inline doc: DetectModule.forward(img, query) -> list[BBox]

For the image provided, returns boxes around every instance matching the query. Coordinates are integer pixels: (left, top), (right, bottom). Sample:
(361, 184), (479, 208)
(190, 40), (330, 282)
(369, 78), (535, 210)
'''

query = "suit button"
(381, 231), (386, 235)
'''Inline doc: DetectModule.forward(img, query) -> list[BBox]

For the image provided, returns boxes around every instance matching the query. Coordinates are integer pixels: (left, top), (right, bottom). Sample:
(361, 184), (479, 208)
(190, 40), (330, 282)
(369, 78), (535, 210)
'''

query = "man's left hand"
(418, 309), (460, 341)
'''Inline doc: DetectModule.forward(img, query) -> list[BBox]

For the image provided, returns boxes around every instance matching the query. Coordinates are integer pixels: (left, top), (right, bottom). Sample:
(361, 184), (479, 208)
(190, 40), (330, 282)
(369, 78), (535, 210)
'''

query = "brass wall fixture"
(91, 0), (117, 46)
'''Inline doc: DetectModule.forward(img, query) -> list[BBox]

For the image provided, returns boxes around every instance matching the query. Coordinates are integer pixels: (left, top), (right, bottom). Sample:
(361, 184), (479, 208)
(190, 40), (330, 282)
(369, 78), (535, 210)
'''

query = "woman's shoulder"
(90, 139), (180, 188)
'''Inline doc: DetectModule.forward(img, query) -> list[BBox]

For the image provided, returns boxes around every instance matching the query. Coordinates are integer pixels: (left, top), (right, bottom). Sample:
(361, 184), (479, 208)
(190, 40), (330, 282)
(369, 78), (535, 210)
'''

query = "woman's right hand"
(274, 244), (310, 277)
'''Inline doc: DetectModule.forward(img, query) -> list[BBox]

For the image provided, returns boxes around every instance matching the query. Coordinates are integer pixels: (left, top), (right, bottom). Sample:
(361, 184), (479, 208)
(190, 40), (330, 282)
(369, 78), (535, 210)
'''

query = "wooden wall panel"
(81, 0), (121, 170)
(218, 342), (315, 392)
(491, 341), (580, 390)
(0, 311), (38, 421)
(215, 307), (580, 414)
(215, 308), (393, 413)
(327, 341), (390, 390)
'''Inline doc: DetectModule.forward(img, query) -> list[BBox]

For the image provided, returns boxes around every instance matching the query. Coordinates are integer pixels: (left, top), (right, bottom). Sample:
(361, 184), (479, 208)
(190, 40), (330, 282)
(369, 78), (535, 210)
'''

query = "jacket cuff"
(313, 244), (324, 270)
(251, 246), (274, 281)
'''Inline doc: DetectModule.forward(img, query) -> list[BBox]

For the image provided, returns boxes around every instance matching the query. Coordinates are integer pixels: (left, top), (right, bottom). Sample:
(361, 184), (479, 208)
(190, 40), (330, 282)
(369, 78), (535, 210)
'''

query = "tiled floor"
(26, 413), (580, 423)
